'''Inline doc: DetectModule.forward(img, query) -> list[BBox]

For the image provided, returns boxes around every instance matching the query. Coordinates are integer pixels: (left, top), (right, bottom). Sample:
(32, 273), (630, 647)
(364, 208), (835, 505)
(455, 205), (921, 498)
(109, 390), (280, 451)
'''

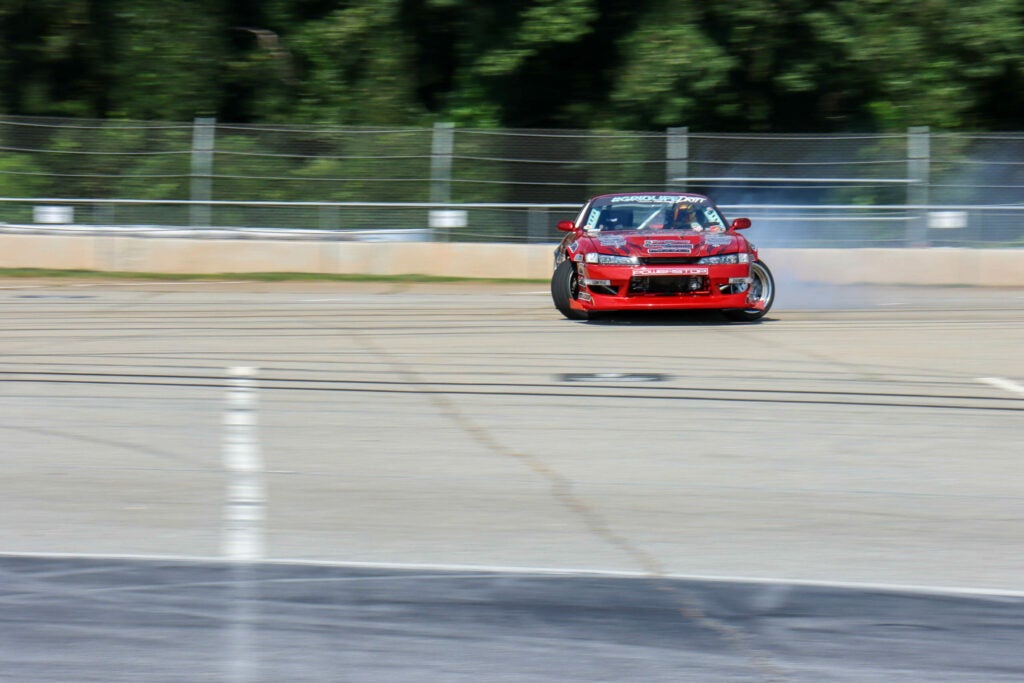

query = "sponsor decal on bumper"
(631, 266), (709, 277)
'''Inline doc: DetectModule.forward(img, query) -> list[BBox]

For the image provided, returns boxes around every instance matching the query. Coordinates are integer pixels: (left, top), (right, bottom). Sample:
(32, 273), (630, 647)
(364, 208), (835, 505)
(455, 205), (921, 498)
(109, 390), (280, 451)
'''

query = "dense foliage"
(1, 0), (1023, 131)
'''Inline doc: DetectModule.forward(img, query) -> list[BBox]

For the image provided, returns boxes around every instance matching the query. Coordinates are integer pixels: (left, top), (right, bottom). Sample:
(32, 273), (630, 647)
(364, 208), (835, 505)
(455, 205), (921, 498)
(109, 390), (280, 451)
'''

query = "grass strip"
(0, 268), (544, 284)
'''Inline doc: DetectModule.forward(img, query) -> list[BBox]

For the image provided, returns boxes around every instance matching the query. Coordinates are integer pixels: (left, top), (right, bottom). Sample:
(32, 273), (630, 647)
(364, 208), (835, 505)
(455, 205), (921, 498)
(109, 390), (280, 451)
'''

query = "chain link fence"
(2, 116), (1023, 246)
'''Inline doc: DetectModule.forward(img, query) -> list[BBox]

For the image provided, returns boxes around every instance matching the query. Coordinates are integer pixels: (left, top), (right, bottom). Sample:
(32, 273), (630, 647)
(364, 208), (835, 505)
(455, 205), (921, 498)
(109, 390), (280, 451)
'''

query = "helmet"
(668, 201), (703, 231)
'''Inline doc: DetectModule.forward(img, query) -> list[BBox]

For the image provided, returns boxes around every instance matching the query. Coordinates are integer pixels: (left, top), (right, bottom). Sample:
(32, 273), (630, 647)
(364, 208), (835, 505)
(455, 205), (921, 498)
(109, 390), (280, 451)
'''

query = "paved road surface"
(3, 557), (1024, 683)
(1, 278), (1023, 681)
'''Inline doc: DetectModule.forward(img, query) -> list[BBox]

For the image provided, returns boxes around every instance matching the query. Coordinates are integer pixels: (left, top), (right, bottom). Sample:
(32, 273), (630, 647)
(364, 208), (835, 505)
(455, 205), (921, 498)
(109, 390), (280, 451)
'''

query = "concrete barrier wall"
(1, 233), (1022, 286)
(760, 248), (1024, 287)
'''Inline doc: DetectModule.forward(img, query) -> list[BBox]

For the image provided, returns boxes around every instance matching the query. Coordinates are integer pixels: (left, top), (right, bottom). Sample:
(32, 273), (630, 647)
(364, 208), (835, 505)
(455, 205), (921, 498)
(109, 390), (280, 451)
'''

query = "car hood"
(587, 230), (747, 258)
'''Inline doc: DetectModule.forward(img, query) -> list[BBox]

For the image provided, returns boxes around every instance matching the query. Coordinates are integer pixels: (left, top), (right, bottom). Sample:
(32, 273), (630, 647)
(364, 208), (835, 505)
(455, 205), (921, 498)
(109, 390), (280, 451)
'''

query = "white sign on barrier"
(34, 205), (74, 224)
(429, 210), (467, 229)
(928, 210), (968, 229)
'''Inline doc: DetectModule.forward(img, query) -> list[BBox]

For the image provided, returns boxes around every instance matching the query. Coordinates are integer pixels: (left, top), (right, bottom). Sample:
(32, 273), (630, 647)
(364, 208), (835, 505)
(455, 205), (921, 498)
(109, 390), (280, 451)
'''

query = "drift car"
(551, 192), (774, 321)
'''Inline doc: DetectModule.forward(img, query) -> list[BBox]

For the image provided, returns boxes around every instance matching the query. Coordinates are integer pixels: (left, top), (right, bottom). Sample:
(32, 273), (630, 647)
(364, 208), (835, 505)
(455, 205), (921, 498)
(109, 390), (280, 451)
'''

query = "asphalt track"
(2, 277), (1024, 681)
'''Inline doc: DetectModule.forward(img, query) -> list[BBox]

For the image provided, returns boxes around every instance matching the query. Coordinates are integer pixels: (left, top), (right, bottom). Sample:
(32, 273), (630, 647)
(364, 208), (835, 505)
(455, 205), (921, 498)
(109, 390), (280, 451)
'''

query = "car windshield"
(582, 196), (726, 232)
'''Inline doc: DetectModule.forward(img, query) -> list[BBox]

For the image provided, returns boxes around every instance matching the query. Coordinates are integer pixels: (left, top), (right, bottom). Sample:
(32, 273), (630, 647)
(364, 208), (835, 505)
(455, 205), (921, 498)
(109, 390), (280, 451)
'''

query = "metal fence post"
(191, 117), (216, 228)
(527, 207), (549, 243)
(430, 122), (454, 240)
(430, 122), (454, 203)
(666, 126), (689, 190)
(907, 126), (930, 246)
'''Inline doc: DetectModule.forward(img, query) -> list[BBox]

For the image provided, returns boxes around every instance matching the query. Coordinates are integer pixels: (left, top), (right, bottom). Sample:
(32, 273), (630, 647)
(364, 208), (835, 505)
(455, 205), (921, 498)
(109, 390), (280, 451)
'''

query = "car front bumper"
(574, 262), (761, 312)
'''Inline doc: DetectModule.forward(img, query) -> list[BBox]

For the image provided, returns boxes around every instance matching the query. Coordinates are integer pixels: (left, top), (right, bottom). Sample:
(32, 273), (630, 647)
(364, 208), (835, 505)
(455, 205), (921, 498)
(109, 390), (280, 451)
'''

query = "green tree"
(0, 0), (112, 116)
(107, 3), (223, 120)
(812, 0), (1024, 130)
(1, 0), (1023, 131)
(287, 0), (428, 125)
(604, 0), (736, 129)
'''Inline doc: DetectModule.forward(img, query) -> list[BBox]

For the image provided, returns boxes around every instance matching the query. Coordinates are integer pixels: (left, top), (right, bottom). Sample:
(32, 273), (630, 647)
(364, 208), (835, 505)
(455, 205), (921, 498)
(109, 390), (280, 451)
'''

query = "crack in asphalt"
(349, 329), (792, 683)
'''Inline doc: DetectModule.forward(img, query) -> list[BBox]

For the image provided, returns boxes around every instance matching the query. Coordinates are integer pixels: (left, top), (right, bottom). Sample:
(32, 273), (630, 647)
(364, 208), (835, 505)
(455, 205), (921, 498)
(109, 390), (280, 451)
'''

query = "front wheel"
(724, 260), (775, 322)
(551, 260), (588, 320)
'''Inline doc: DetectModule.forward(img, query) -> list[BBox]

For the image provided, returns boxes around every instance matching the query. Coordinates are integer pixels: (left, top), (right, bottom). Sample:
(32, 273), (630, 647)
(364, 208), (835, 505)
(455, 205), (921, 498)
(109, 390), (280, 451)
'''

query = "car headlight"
(584, 253), (640, 265)
(697, 252), (750, 265)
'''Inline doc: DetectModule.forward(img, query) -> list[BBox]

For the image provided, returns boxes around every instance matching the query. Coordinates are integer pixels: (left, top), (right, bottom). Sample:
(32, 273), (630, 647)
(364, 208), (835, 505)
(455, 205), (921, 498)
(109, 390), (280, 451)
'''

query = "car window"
(585, 198), (726, 232)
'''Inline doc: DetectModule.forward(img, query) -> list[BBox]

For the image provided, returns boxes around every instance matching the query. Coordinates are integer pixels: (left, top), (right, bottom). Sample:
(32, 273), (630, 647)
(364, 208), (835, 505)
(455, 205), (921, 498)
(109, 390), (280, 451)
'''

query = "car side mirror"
(730, 217), (751, 230)
(556, 220), (577, 232)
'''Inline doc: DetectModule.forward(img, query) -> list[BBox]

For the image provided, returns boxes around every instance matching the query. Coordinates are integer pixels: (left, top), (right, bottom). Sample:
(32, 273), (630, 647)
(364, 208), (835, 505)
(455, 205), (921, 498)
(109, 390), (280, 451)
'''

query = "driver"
(667, 201), (708, 231)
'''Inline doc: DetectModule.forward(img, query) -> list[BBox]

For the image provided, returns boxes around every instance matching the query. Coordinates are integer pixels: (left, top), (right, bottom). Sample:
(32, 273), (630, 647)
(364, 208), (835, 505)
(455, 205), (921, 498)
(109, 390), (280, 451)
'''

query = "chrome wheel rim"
(747, 262), (772, 311)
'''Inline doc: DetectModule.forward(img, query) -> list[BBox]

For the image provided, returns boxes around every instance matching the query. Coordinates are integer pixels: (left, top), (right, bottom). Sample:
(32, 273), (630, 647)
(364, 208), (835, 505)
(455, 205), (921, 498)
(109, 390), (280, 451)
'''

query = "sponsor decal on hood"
(597, 235), (628, 249)
(643, 240), (693, 253)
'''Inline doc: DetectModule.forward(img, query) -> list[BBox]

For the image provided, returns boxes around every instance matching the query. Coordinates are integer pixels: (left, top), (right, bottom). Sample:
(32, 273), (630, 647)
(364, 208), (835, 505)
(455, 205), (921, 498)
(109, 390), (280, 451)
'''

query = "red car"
(551, 192), (774, 321)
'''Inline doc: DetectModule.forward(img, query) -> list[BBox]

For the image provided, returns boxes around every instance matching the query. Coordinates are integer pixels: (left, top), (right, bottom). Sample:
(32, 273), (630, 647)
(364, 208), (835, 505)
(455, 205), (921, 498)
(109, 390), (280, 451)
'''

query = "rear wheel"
(551, 260), (589, 320)
(724, 260), (775, 322)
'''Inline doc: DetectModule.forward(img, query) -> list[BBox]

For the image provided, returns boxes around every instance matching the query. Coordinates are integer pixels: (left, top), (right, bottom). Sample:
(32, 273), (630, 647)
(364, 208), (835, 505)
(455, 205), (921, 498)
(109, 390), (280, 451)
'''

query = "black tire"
(724, 260), (775, 322)
(551, 260), (589, 320)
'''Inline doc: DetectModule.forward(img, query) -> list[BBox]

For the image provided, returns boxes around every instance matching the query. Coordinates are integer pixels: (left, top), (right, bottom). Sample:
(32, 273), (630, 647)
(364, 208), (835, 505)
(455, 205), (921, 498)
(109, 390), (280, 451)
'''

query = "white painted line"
(222, 366), (265, 561)
(3, 551), (1024, 599)
(978, 377), (1024, 398)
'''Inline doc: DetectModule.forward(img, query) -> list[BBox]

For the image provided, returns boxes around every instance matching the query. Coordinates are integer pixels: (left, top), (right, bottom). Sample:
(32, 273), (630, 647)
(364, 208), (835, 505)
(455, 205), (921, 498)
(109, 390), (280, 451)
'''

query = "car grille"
(639, 256), (700, 265)
(629, 276), (709, 295)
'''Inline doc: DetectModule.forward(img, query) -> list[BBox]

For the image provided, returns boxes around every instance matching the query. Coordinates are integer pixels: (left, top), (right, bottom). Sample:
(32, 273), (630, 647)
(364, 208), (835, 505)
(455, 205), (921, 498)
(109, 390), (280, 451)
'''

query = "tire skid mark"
(2, 371), (1020, 412)
(0, 423), (211, 467)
